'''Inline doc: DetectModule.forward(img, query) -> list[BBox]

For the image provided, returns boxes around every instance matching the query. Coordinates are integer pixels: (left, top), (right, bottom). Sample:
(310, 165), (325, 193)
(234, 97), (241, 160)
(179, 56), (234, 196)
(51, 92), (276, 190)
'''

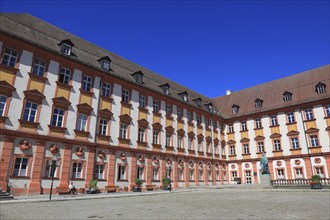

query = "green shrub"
(135, 178), (143, 186)
(162, 178), (171, 186)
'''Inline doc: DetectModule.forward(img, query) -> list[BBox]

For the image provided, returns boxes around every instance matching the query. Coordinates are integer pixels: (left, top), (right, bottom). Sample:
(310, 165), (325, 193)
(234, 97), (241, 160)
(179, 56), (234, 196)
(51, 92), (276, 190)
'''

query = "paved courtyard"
(1, 189), (329, 220)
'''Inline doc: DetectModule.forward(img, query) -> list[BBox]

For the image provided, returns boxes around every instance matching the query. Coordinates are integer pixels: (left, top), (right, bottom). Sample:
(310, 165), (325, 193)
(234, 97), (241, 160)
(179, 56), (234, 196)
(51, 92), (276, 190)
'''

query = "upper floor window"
(82, 75), (92, 92)
(153, 100), (159, 112)
(255, 118), (262, 129)
(291, 137), (299, 149)
(98, 56), (111, 71)
(122, 89), (130, 103)
(232, 104), (239, 114)
(177, 135), (183, 148)
(287, 112), (295, 123)
(138, 127), (145, 142)
(99, 119), (108, 136)
(2, 48), (18, 67)
(228, 124), (234, 133)
(229, 146), (235, 155)
(139, 95), (146, 108)
(310, 135), (319, 147)
(166, 104), (172, 117)
(23, 101), (38, 122)
(60, 43), (72, 55)
(205, 118), (210, 128)
(194, 98), (202, 108)
(102, 82), (111, 97)
(119, 123), (128, 139)
(255, 99), (263, 108)
(205, 103), (213, 111)
(166, 133), (171, 146)
(59, 67), (71, 84)
(177, 107), (183, 120)
(283, 91), (292, 102)
(212, 120), (217, 129)
(51, 108), (64, 127)
(325, 105), (330, 117)
(187, 111), (192, 123)
(196, 115), (201, 125)
(258, 142), (264, 153)
(241, 121), (247, 131)
(243, 144), (249, 154)
(315, 82), (326, 94)
(273, 140), (281, 151)
(32, 59), (46, 76)
(304, 109), (314, 120)
(160, 83), (170, 95)
(76, 113), (88, 131)
(153, 131), (159, 144)
(179, 91), (188, 102)
(0, 95), (7, 116)
(270, 115), (278, 126)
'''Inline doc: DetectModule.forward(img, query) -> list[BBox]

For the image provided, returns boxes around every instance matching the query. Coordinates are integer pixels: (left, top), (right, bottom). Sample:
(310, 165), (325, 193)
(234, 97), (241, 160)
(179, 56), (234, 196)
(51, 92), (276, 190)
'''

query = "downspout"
(299, 107), (314, 176)
(94, 73), (105, 143)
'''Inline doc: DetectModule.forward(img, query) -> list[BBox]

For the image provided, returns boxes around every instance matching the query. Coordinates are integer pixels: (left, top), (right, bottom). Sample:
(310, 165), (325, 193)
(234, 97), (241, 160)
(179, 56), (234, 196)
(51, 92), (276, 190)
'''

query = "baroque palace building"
(0, 14), (329, 195)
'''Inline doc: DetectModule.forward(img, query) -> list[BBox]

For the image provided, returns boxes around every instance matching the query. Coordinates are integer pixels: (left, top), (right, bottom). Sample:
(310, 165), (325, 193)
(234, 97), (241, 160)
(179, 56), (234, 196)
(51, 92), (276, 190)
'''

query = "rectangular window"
(153, 100), (159, 112)
(271, 115), (278, 126)
(199, 170), (203, 181)
(120, 123), (128, 139)
(138, 127), (145, 142)
(23, 101), (38, 122)
(102, 60), (110, 70)
(51, 108), (64, 127)
(310, 135), (319, 147)
(72, 162), (82, 178)
(287, 112), (295, 123)
(258, 142), (264, 153)
(295, 168), (303, 179)
(137, 166), (144, 180)
(205, 118), (209, 128)
(95, 164), (105, 179)
(188, 137), (193, 150)
(2, 48), (18, 67)
(153, 168), (159, 180)
(196, 115), (201, 125)
(315, 167), (324, 178)
(139, 95), (146, 108)
(61, 43), (71, 55)
(232, 171), (237, 180)
(59, 67), (71, 84)
(304, 109), (314, 120)
(179, 170), (184, 181)
(122, 89), (130, 103)
(228, 124), (234, 133)
(13, 157), (28, 176)
(316, 85), (326, 94)
(213, 120), (217, 129)
(99, 118), (108, 136)
(0, 95), (7, 116)
(82, 75), (92, 91)
(189, 169), (194, 181)
(255, 118), (262, 129)
(166, 133), (171, 146)
(245, 171), (252, 184)
(44, 159), (57, 178)
(76, 113), (87, 131)
(274, 140), (281, 151)
(177, 135), (182, 148)
(166, 104), (172, 117)
(230, 146), (235, 155)
(291, 137), (299, 149)
(283, 94), (292, 102)
(177, 107), (183, 120)
(118, 165), (126, 180)
(153, 131), (159, 144)
(102, 82), (111, 97)
(277, 169), (285, 179)
(32, 59), (46, 76)
(198, 140), (203, 151)
(243, 144), (249, 154)
(241, 121), (247, 131)
(187, 111), (192, 123)
(325, 105), (330, 117)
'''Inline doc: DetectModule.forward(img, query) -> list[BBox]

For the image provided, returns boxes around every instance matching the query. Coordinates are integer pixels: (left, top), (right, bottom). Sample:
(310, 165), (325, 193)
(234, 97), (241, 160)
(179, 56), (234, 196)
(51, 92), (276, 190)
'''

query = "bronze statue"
(260, 152), (270, 174)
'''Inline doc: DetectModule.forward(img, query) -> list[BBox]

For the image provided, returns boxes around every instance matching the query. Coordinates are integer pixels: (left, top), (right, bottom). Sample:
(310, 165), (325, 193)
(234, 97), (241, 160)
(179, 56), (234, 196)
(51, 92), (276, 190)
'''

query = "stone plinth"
(260, 174), (272, 189)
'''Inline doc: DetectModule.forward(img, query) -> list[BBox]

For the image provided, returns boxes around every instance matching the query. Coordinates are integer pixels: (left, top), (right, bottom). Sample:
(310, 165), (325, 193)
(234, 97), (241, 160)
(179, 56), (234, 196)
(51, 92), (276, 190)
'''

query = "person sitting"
(69, 181), (77, 195)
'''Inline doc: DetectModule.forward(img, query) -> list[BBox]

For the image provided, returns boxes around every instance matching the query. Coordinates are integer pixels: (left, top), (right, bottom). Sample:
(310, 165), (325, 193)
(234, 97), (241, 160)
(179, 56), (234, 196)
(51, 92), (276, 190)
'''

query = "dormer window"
(193, 98), (202, 108)
(58, 39), (74, 56)
(204, 102), (213, 110)
(97, 56), (112, 71)
(178, 91), (188, 102)
(283, 91), (292, 102)
(159, 83), (170, 95)
(131, 71), (144, 84)
(255, 99), (263, 108)
(232, 104), (239, 114)
(315, 82), (326, 94)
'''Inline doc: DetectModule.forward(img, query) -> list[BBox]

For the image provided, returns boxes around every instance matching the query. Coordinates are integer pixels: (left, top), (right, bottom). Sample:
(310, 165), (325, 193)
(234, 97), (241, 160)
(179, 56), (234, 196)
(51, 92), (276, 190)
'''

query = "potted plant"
(163, 177), (171, 190)
(86, 179), (100, 194)
(132, 178), (143, 192)
(310, 175), (322, 189)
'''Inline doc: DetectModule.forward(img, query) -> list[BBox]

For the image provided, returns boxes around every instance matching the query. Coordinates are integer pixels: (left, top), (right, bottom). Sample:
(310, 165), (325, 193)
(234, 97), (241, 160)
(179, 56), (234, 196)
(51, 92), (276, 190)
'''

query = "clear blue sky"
(1, 0), (329, 98)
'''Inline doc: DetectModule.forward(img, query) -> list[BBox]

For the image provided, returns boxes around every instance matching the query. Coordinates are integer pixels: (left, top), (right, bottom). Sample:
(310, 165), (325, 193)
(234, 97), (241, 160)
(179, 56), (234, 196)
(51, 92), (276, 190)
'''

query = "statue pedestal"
(260, 174), (272, 188)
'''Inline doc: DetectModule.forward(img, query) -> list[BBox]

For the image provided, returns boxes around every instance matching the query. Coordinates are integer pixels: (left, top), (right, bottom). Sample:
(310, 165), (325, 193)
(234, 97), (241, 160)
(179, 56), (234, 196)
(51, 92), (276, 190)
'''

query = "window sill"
(188, 122), (194, 127)
(100, 95), (113, 103)
(71, 178), (85, 181)
(188, 149), (195, 154)
(43, 177), (60, 180)
(56, 81), (73, 90)
(28, 72), (47, 83)
(0, 63), (19, 74)
(228, 154), (237, 157)
(272, 150), (283, 153)
(227, 132), (235, 135)
(303, 119), (316, 122)
(117, 179), (128, 182)
(242, 153), (251, 156)
(48, 125), (67, 133)
(137, 141), (148, 147)
(285, 122), (297, 125)
(253, 127), (264, 130)
(79, 88), (94, 96)
(118, 138), (130, 145)
(324, 116), (330, 119)
(74, 129), (90, 137)
(152, 143), (162, 149)
(269, 125), (280, 128)
(120, 101), (132, 108)
(166, 146), (174, 151)
(0, 116), (8, 124)
(10, 176), (30, 179)
(256, 152), (267, 154)
(290, 148), (302, 151)
(18, 119), (39, 128)
(96, 134), (111, 141)
(308, 146), (322, 149)
(240, 130), (248, 133)
(153, 111), (162, 117)
(138, 107), (148, 113)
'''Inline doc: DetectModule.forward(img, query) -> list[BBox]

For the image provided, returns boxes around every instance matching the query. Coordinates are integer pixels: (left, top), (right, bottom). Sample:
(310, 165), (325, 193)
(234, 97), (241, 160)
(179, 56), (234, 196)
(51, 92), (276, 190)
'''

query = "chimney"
(226, 90), (231, 95)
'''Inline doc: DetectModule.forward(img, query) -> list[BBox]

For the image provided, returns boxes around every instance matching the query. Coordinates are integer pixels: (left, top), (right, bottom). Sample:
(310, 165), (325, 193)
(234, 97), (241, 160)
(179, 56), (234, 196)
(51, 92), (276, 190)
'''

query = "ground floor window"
(315, 167), (324, 178)
(137, 166), (144, 180)
(13, 157), (28, 176)
(72, 162), (83, 179)
(153, 167), (159, 181)
(44, 158), (58, 178)
(95, 164), (105, 180)
(208, 171), (212, 181)
(118, 165), (126, 180)
(179, 169), (184, 181)
(277, 169), (285, 179)
(216, 171), (220, 181)
(199, 170), (203, 181)
(295, 168), (304, 179)
(189, 169), (194, 181)
(245, 171), (252, 184)
(231, 171), (237, 180)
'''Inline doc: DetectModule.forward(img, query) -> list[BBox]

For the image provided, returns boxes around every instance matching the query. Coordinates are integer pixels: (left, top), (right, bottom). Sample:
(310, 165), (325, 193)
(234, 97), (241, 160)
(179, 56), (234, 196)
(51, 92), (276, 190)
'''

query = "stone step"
(0, 190), (14, 200)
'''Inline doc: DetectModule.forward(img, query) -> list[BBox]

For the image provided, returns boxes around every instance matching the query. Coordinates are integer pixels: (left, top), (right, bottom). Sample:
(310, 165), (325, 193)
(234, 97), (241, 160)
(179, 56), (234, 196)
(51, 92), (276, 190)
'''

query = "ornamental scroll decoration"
(245, 163), (250, 168)
(75, 147), (84, 157)
(189, 161), (194, 169)
(276, 161), (282, 167)
(49, 144), (60, 154)
(207, 163), (212, 170)
(138, 155), (145, 163)
(19, 140), (32, 151)
(231, 164), (236, 169)
(178, 159), (184, 170)
(314, 158), (321, 164)
(153, 157), (160, 167)
(199, 162), (203, 170)
(215, 163), (220, 170)
(98, 150), (106, 159)
(120, 153), (126, 161)
(294, 160), (301, 165)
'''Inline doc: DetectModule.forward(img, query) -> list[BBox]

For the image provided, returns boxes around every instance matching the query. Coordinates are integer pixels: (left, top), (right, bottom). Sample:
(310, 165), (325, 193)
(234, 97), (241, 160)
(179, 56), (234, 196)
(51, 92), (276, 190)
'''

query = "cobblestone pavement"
(1, 189), (329, 220)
